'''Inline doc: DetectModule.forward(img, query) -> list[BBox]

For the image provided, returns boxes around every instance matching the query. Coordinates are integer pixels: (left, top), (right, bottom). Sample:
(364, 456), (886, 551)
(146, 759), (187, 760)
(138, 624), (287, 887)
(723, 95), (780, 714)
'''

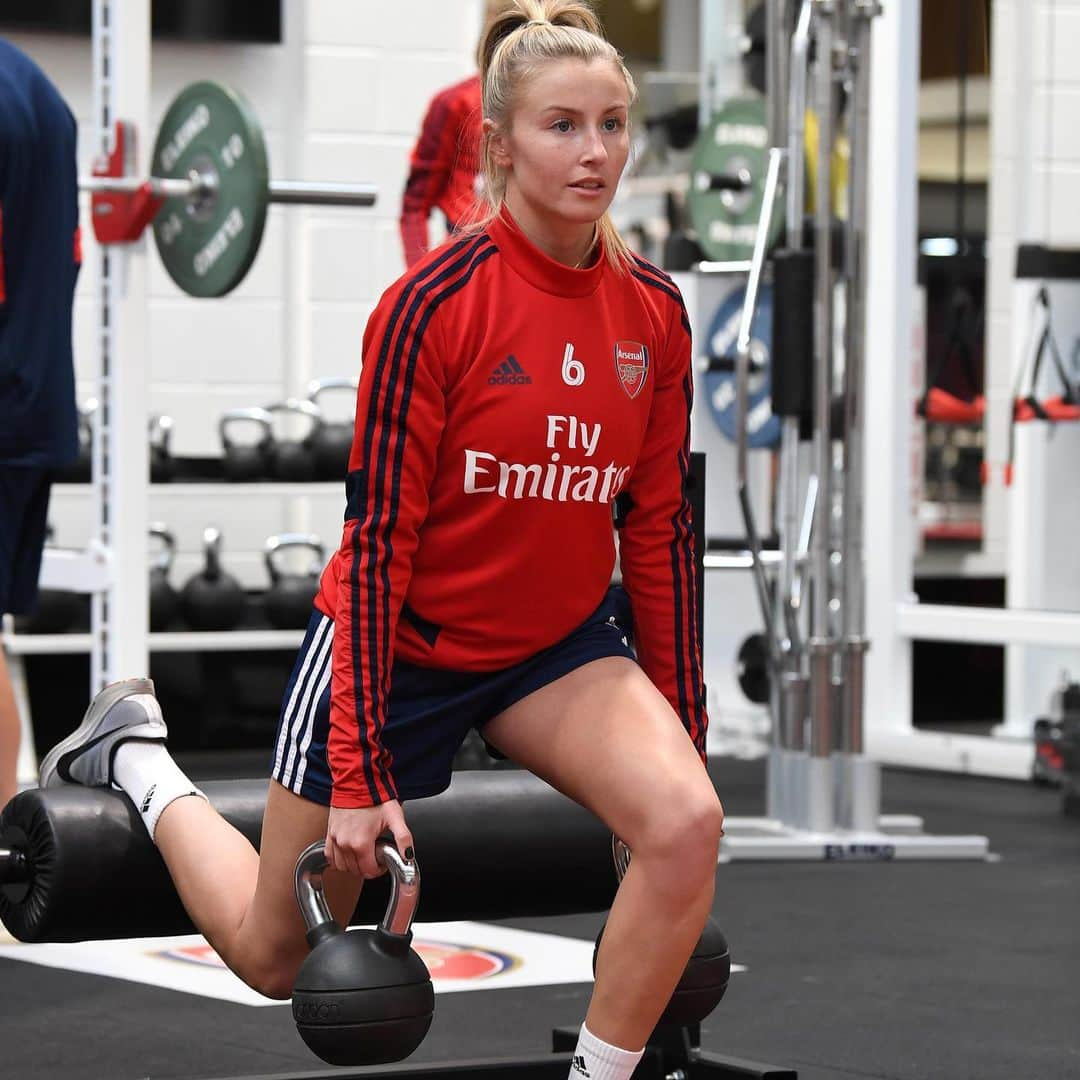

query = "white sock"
(112, 740), (204, 843)
(568, 1024), (644, 1080)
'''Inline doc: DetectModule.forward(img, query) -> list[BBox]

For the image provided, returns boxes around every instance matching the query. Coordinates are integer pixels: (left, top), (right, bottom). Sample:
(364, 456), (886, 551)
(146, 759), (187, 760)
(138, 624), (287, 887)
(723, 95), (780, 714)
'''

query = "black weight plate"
(737, 633), (771, 704)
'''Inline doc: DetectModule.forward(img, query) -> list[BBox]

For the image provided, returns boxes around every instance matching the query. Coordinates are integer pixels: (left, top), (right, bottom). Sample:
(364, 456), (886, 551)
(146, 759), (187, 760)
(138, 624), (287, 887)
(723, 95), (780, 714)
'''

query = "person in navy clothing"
(0, 38), (82, 808)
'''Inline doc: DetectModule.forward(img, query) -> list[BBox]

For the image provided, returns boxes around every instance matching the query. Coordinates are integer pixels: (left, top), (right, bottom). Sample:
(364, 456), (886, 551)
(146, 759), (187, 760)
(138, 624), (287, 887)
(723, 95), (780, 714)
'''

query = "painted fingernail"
(404, 846), (415, 860)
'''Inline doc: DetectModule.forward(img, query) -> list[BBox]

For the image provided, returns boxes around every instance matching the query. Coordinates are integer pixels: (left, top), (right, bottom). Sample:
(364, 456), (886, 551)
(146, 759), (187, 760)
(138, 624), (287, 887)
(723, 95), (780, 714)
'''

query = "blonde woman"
(41, 3), (723, 1077)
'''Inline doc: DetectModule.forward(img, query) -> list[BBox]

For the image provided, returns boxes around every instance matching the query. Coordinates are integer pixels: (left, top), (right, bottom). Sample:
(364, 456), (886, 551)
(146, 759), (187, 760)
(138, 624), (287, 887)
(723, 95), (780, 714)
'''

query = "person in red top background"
(399, 1), (509, 268)
(41, 4), (722, 1078)
(398, 72), (482, 267)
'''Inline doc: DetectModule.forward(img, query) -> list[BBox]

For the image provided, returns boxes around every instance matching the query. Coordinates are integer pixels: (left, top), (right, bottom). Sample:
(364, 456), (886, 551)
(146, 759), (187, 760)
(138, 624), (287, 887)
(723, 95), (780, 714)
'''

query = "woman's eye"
(553, 119), (573, 133)
(603, 117), (623, 131)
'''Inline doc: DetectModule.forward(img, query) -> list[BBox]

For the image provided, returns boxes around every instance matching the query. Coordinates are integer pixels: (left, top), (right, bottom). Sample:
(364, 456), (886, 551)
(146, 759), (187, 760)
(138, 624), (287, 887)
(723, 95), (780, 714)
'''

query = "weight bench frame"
(199, 1026), (796, 1079)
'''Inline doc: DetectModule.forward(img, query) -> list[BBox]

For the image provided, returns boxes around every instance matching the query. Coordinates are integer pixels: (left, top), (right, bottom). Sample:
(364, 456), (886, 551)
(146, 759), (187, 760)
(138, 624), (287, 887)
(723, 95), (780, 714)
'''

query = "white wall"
(5, 0), (483, 588)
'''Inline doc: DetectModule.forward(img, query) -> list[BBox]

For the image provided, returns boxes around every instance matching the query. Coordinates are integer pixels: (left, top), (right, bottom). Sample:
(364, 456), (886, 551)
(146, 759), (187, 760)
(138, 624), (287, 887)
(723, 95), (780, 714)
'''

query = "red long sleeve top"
(316, 208), (707, 807)
(399, 74), (482, 268)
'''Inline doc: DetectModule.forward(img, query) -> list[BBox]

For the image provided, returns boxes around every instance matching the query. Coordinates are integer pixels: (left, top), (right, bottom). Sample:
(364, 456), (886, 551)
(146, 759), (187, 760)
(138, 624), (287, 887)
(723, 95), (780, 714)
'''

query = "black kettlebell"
(736, 633), (771, 704)
(149, 414), (176, 483)
(149, 524), (181, 631)
(593, 837), (730, 1028)
(265, 399), (321, 482)
(292, 839), (433, 1066)
(307, 377), (358, 479)
(180, 527), (248, 631)
(220, 407), (274, 482)
(55, 398), (97, 483)
(264, 534), (325, 629)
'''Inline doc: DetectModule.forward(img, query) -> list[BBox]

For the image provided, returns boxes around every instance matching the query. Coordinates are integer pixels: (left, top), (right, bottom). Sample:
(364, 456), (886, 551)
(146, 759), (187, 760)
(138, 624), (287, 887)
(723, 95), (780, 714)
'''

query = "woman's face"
(491, 57), (630, 231)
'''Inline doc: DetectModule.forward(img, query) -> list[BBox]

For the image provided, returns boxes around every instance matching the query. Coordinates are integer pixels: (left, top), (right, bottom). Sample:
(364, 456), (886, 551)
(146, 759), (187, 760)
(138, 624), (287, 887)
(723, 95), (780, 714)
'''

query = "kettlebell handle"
(219, 407), (274, 447)
(149, 523), (176, 573)
(264, 398), (322, 427)
(201, 526), (226, 579)
(295, 838), (421, 944)
(306, 376), (360, 404)
(264, 533), (326, 582)
(148, 414), (174, 450)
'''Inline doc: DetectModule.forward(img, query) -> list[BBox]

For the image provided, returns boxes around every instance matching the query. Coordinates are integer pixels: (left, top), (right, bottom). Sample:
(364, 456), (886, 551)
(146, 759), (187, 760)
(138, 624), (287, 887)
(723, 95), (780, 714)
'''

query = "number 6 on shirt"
(562, 342), (586, 386)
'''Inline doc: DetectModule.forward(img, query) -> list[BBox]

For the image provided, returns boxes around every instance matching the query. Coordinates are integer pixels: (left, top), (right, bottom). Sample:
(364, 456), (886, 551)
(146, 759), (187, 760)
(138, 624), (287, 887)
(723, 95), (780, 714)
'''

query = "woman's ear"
(484, 117), (512, 169)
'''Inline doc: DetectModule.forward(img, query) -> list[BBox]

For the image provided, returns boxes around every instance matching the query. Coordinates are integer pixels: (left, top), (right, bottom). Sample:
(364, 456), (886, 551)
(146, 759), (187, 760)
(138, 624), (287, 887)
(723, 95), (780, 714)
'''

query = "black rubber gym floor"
(2, 758), (1077, 1080)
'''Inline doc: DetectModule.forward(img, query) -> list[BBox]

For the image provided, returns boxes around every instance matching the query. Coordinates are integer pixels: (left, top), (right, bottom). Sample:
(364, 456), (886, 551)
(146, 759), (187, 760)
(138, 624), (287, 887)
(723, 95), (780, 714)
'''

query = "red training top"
(399, 74), (483, 268)
(317, 208), (707, 808)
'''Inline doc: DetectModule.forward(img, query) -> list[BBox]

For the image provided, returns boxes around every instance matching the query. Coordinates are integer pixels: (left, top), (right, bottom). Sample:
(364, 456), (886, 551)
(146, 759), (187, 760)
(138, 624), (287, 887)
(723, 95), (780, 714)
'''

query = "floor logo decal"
(0, 921), (629, 1006)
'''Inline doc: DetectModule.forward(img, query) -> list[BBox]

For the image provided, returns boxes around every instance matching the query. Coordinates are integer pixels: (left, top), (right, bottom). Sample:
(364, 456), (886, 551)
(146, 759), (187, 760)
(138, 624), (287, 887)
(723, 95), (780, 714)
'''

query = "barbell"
(80, 81), (377, 298)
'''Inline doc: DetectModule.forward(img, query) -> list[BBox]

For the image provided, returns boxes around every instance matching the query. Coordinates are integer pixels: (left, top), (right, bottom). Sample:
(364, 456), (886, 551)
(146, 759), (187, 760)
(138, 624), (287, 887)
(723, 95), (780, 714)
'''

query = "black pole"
(956, 4), (968, 253)
(689, 451), (707, 659)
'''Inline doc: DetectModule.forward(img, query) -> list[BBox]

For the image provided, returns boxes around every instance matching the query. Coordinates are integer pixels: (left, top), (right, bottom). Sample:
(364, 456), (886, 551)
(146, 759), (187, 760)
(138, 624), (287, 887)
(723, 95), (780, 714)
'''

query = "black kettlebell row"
(55, 402), (178, 484)
(291, 834), (730, 1067)
(15, 527), (325, 636)
(153, 526), (326, 632)
(55, 376), (358, 485)
(221, 377), (358, 482)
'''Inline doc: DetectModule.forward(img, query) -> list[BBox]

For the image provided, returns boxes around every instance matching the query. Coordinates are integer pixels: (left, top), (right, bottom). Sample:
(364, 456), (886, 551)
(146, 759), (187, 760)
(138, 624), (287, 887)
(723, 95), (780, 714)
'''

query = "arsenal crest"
(614, 341), (649, 399)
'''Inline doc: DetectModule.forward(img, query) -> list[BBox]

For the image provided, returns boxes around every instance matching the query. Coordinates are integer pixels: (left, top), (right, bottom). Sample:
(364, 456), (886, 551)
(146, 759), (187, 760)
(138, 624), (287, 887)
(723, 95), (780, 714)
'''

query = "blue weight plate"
(703, 284), (779, 449)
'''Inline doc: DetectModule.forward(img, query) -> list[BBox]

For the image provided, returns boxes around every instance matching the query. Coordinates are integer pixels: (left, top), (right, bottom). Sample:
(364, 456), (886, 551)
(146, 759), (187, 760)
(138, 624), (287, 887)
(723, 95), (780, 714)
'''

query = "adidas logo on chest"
(488, 355), (532, 386)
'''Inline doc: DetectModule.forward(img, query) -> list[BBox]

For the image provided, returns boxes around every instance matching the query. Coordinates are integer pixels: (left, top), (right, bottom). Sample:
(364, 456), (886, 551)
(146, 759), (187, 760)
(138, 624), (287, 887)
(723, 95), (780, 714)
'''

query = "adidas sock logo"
(571, 1055), (591, 1077)
(140, 784), (157, 814)
(488, 355), (532, 385)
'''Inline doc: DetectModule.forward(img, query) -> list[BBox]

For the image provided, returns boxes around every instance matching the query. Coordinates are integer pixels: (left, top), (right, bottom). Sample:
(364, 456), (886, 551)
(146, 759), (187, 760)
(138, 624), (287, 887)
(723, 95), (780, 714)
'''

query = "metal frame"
(713, 0), (987, 859)
(860, 3), (1080, 777)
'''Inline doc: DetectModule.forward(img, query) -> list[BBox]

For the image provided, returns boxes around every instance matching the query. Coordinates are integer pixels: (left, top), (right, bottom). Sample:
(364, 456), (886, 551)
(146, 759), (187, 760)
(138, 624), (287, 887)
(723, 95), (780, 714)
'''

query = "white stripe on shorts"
(292, 644), (334, 792)
(275, 614), (332, 784)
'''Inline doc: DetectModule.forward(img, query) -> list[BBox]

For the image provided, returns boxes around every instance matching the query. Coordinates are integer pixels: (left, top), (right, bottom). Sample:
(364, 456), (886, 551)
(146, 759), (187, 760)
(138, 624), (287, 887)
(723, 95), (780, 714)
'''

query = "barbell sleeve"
(268, 180), (377, 207)
(81, 174), (206, 199)
(81, 175), (377, 208)
(0, 846), (30, 885)
(695, 169), (753, 193)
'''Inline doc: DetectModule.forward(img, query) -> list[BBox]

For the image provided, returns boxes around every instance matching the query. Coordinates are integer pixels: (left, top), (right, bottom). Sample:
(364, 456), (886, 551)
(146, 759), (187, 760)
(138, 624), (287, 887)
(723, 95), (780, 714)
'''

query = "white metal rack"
(2, 2), (339, 787)
(862, 0), (1080, 780)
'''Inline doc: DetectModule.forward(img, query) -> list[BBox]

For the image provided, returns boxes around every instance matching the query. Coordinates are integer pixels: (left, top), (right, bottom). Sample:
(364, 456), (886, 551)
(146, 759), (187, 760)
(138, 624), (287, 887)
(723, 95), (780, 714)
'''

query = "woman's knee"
(632, 782), (724, 884)
(231, 934), (307, 1001)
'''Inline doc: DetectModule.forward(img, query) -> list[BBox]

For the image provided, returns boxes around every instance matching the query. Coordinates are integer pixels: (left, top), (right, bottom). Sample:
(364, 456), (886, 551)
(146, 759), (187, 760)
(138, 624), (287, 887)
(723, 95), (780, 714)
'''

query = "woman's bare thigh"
(482, 657), (717, 848)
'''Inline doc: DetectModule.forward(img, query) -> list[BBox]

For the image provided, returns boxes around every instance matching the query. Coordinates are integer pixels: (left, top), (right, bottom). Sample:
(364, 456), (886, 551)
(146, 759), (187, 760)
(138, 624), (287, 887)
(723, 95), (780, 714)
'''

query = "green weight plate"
(151, 81), (269, 298)
(688, 96), (784, 263)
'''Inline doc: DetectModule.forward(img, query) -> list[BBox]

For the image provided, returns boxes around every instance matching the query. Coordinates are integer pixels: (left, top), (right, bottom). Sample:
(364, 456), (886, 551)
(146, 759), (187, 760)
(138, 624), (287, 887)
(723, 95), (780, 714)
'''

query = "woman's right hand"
(325, 800), (414, 879)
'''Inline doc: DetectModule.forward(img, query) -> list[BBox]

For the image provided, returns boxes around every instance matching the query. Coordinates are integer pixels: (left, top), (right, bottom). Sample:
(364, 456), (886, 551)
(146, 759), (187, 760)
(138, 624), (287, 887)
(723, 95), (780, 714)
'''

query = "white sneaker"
(38, 678), (167, 788)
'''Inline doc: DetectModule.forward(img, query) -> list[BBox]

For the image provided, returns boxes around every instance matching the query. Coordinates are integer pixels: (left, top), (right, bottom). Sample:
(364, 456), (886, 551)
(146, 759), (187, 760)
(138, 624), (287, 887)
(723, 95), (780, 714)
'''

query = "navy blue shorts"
(271, 586), (636, 805)
(0, 466), (52, 616)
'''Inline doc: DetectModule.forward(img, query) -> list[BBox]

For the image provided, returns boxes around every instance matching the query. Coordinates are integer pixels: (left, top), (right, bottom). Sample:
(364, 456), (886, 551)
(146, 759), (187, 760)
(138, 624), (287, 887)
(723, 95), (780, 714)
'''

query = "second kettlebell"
(220, 407), (275, 482)
(592, 837), (730, 1027)
(264, 534), (325, 629)
(181, 527), (248, 631)
(307, 377), (359, 480)
(149, 523), (182, 631)
(266, 399), (321, 482)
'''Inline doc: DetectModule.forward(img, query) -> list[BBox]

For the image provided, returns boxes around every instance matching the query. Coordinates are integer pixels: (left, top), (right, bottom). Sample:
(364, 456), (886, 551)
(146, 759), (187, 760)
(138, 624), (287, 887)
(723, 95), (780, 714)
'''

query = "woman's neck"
(502, 192), (597, 269)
